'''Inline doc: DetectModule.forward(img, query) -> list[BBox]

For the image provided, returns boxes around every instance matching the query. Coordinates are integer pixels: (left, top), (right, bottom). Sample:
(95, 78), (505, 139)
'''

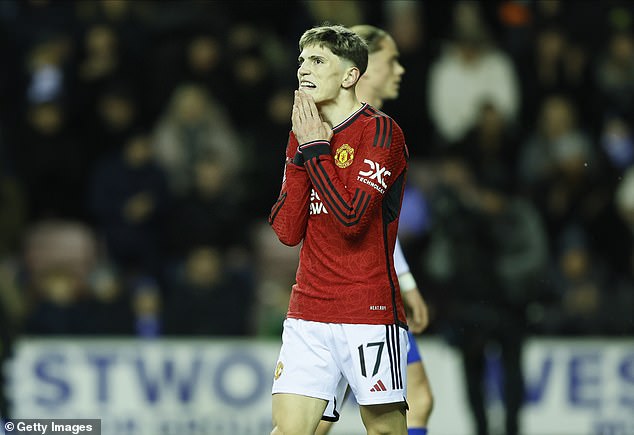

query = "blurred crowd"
(0, 0), (632, 357)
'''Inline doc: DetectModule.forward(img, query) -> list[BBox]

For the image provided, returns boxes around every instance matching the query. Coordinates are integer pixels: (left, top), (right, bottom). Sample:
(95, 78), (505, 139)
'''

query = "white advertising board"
(4, 337), (634, 435)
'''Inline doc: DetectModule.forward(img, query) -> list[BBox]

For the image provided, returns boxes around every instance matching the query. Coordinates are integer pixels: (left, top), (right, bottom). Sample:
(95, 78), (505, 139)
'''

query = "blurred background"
(0, 1), (633, 434)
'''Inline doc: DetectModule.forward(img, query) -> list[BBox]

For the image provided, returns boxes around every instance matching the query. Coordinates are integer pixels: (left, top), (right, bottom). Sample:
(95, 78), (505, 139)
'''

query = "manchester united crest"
(274, 361), (284, 380)
(334, 144), (355, 168)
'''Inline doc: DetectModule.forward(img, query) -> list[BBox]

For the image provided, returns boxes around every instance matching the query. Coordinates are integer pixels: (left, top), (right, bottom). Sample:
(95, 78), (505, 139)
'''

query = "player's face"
(365, 36), (404, 101)
(297, 44), (351, 104)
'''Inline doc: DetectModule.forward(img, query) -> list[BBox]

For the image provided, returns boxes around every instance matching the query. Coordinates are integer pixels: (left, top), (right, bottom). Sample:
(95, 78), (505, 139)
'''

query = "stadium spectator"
(518, 95), (608, 243)
(76, 23), (135, 95)
(244, 87), (296, 218)
(152, 83), (242, 197)
(427, 2), (519, 146)
(163, 246), (253, 336)
(88, 130), (169, 280)
(601, 167), (634, 335)
(165, 155), (249, 259)
(13, 99), (89, 221)
(130, 276), (162, 338)
(517, 24), (596, 133)
(146, 29), (231, 122)
(550, 225), (610, 335)
(595, 30), (634, 120)
(21, 220), (102, 335)
(21, 32), (74, 110)
(181, 32), (228, 100)
(87, 261), (134, 336)
(83, 82), (143, 168)
(456, 101), (521, 193)
(600, 114), (634, 172)
(424, 158), (547, 435)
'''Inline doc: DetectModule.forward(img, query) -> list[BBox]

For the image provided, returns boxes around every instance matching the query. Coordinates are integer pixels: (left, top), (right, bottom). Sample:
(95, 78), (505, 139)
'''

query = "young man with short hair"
(269, 24), (410, 435)
(315, 24), (434, 435)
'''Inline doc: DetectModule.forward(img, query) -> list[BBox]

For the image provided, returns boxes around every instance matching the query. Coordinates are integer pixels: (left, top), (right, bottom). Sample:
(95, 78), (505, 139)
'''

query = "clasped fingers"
(291, 90), (331, 144)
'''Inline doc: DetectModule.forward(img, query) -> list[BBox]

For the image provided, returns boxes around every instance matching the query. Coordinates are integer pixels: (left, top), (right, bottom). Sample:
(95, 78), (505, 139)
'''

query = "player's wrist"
(292, 149), (305, 166)
(398, 272), (417, 292)
(299, 140), (330, 161)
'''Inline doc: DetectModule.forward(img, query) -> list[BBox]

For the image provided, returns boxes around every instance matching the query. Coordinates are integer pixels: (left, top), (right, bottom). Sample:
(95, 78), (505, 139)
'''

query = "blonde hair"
(349, 24), (389, 54)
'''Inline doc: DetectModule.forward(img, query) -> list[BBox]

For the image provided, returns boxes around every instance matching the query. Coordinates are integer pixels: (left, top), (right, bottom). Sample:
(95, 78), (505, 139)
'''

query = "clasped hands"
(292, 90), (332, 144)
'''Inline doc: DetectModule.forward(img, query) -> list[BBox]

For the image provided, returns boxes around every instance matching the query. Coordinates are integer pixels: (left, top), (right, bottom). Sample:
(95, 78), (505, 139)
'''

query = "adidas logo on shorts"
(370, 379), (387, 392)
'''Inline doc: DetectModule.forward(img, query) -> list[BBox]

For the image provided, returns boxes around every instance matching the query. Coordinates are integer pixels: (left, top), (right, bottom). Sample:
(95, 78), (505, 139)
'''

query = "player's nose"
(297, 60), (310, 76)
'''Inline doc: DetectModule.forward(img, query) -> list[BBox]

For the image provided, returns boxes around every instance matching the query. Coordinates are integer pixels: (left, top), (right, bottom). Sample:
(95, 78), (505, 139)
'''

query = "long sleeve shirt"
(269, 104), (409, 326)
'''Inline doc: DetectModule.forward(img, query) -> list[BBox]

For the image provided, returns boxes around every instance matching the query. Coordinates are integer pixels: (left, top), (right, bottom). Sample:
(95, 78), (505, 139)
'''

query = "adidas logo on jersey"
(370, 380), (387, 392)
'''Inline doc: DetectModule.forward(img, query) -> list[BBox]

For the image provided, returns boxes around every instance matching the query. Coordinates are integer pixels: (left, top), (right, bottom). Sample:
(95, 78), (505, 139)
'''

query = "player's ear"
(341, 66), (361, 89)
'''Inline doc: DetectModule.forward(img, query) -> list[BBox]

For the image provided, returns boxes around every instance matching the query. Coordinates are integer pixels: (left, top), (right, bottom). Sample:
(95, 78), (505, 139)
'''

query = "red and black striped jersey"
(269, 103), (409, 326)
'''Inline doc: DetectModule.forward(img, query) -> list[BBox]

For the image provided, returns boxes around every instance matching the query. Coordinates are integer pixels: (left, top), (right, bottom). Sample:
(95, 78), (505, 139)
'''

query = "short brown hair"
(299, 24), (368, 74)
(349, 25), (389, 54)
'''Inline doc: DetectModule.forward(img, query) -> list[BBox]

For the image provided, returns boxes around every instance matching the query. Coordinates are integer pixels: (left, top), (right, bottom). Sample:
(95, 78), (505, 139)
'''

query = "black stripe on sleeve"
(378, 116), (388, 149)
(372, 117), (381, 147)
(384, 118), (393, 149)
(305, 159), (371, 227)
(268, 192), (287, 224)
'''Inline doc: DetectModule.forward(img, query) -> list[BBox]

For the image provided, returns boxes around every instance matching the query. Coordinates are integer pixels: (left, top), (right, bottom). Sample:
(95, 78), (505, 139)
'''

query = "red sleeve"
(268, 132), (310, 246)
(300, 117), (407, 240)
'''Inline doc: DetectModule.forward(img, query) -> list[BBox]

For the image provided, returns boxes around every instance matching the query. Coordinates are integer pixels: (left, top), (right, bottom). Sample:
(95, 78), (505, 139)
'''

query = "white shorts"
(272, 318), (409, 421)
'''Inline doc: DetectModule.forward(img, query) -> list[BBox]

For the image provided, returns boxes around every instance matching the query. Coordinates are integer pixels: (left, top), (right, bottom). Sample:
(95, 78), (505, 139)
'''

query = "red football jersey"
(269, 104), (408, 327)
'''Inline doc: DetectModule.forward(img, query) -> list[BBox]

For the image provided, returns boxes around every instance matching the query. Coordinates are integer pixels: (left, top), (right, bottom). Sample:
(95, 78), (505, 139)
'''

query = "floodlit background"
(0, 1), (633, 434)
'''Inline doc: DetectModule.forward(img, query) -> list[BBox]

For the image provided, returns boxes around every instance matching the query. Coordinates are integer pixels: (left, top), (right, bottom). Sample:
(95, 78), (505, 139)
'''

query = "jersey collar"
(332, 103), (369, 134)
